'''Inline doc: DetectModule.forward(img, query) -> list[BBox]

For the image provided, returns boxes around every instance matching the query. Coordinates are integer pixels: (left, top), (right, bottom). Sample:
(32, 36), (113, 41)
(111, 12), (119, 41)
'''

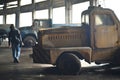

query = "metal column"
(48, 0), (53, 20)
(3, 3), (7, 24)
(65, 0), (72, 24)
(15, 0), (20, 28)
(32, 0), (35, 22)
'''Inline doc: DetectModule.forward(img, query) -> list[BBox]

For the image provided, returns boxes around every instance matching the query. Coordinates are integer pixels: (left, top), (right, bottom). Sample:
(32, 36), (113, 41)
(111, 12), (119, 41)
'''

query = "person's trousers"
(12, 44), (21, 61)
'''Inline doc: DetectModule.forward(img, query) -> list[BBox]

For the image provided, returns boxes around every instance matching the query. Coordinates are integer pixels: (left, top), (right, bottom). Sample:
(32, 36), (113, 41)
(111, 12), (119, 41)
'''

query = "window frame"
(94, 13), (115, 26)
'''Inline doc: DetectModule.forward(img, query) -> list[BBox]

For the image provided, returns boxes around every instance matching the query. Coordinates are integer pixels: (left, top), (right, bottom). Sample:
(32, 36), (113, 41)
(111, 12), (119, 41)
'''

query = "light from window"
(0, 16), (3, 24)
(21, 0), (31, 6)
(20, 12), (32, 27)
(72, 2), (89, 24)
(7, 1), (17, 8)
(35, 9), (48, 19)
(6, 14), (15, 26)
(53, 7), (65, 24)
(104, 0), (120, 21)
(0, 5), (3, 10)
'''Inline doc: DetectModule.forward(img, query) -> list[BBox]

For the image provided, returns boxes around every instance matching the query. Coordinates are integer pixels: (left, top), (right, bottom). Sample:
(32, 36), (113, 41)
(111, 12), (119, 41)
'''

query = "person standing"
(8, 24), (22, 63)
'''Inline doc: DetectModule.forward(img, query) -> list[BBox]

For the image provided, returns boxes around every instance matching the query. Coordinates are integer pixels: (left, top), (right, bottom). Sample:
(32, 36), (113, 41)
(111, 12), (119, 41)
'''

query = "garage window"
(21, 0), (31, 6)
(53, 7), (65, 24)
(0, 16), (3, 24)
(6, 14), (15, 26)
(20, 12), (32, 27)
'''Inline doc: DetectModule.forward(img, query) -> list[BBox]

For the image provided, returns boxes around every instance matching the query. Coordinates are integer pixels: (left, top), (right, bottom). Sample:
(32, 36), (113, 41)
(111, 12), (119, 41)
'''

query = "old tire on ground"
(23, 36), (36, 47)
(56, 53), (81, 75)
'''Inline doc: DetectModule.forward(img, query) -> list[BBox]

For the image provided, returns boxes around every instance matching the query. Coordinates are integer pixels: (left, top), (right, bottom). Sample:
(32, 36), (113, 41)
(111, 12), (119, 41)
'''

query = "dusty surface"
(0, 47), (120, 80)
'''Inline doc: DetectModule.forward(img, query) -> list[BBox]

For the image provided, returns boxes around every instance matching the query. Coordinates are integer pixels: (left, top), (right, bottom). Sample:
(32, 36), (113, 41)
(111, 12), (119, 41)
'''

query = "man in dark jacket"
(8, 24), (22, 63)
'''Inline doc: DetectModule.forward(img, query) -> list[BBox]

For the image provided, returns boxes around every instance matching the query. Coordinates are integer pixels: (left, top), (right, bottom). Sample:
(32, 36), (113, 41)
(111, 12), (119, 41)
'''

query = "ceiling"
(0, 0), (90, 5)
(0, 0), (18, 4)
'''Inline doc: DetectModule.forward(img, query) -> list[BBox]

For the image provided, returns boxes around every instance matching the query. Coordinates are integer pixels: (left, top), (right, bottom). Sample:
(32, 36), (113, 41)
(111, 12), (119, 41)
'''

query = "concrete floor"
(0, 47), (54, 80)
(1, 45), (120, 80)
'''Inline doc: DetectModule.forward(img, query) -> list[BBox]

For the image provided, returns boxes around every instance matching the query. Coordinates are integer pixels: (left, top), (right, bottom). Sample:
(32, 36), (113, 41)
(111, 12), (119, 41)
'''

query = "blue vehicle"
(19, 19), (52, 47)
(0, 24), (37, 47)
(19, 26), (37, 47)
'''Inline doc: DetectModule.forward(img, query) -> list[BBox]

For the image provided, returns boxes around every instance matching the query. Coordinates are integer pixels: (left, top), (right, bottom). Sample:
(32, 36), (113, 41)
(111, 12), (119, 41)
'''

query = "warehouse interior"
(1, 0), (120, 80)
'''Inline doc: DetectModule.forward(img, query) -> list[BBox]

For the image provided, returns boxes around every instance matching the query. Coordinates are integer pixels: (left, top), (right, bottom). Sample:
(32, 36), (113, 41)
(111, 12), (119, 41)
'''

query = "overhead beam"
(0, 0), (90, 15)
(0, 0), (17, 4)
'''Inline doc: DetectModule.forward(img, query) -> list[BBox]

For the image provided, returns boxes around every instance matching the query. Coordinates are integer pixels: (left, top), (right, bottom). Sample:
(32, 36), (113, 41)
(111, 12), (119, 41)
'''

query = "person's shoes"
(14, 59), (16, 63)
(16, 59), (19, 63)
(14, 58), (19, 63)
